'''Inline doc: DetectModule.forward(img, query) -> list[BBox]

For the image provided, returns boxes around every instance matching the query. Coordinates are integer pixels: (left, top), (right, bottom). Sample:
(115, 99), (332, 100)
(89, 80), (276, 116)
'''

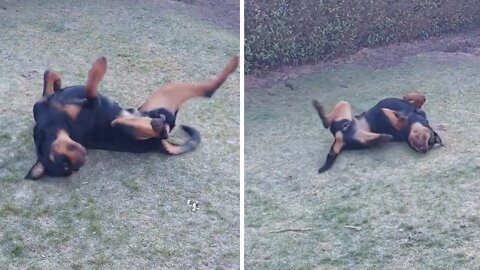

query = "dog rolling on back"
(312, 92), (443, 173)
(26, 56), (239, 180)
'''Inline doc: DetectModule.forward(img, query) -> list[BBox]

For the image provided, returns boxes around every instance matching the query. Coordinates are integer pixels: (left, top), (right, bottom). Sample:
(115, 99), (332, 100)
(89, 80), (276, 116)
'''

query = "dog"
(312, 93), (443, 173)
(25, 56), (239, 180)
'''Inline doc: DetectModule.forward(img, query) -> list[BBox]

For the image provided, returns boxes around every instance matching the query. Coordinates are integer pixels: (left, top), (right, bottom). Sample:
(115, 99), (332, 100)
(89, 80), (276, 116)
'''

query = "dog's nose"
(72, 154), (86, 170)
(417, 146), (427, 153)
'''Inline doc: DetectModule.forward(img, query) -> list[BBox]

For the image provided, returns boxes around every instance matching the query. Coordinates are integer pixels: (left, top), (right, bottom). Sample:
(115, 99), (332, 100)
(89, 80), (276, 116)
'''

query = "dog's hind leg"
(42, 70), (62, 97)
(85, 57), (107, 99)
(138, 56), (239, 114)
(312, 100), (352, 129)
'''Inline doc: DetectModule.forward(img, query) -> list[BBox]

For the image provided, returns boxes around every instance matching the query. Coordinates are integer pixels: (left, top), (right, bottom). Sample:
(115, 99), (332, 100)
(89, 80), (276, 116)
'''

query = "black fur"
(28, 85), (198, 179)
(315, 97), (442, 173)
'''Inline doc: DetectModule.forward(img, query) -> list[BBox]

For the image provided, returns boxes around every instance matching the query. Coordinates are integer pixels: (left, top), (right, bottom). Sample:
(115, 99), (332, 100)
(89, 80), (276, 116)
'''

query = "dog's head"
(383, 108), (443, 153)
(406, 115), (443, 153)
(26, 100), (87, 180)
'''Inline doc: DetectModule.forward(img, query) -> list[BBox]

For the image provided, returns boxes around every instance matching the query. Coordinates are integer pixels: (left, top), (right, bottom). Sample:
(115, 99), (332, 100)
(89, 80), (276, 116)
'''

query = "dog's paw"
(151, 116), (168, 139)
(380, 134), (394, 143)
(318, 166), (328, 173)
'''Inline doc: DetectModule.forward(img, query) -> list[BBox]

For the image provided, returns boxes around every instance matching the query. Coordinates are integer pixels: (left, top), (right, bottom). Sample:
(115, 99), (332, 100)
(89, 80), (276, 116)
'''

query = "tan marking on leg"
(111, 111), (167, 140)
(312, 100), (352, 128)
(332, 131), (344, 153)
(403, 92), (426, 109)
(43, 70), (62, 97)
(355, 130), (382, 144)
(111, 117), (158, 139)
(85, 57), (107, 99)
(161, 140), (185, 155)
(138, 56), (239, 114)
(353, 117), (392, 145)
(382, 108), (407, 131)
(328, 101), (352, 122)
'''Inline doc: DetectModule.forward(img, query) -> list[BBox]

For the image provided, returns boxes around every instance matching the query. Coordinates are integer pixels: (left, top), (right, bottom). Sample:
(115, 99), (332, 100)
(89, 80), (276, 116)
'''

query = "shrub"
(245, 0), (480, 73)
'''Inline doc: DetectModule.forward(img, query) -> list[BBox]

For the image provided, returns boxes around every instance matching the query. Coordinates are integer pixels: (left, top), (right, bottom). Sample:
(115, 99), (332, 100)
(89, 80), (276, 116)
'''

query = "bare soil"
(172, 0), (239, 34)
(245, 28), (480, 90)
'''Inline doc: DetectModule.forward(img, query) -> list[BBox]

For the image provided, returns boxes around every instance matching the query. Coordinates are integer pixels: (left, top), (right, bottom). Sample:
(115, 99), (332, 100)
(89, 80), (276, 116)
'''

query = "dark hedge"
(245, 0), (480, 73)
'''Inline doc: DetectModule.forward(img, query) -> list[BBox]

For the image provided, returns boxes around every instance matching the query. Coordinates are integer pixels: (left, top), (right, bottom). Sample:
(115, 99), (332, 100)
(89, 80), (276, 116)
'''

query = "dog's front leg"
(318, 132), (344, 173)
(111, 111), (168, 140)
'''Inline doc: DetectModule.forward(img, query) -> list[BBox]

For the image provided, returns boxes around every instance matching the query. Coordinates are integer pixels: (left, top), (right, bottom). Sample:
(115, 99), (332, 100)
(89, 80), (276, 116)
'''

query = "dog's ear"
(432, 130), (444, 146)
(25, 160), (45, 180)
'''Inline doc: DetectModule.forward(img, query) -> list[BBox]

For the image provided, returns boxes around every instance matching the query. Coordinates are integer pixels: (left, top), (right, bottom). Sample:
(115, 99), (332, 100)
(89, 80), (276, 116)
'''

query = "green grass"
(245, 51), (480, 269)
(0, 0), (239, 269)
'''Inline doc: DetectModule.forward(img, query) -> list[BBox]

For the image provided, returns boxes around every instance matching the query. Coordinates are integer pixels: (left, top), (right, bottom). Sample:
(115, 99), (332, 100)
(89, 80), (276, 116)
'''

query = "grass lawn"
(245, 51), (480, 269)
(0, 0), (239, 269)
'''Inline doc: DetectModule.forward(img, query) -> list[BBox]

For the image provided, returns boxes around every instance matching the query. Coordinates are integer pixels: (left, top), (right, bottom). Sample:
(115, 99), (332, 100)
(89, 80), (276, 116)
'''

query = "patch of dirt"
(245, 28), (480, 90)
(172, 0), (239, 34)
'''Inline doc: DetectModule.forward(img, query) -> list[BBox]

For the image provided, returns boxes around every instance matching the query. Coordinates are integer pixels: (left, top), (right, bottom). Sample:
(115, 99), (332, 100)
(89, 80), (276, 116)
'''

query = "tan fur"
(138, 56), (239, 113)
(111, 111), (168, 140)
(85, 57), (107, 99)
(382, 108), (407, 131)
(161, 140), (185, 155)
(403, 92), (426, 109)
(44, 71), (62, 97)
(51, 103), (81, 120)
(328, 101), (352, 123)
(409, 122), (431, 152)
(332, 131), (344, 153)
(312, 100), (352, 128)
(50, 130), (86, 165)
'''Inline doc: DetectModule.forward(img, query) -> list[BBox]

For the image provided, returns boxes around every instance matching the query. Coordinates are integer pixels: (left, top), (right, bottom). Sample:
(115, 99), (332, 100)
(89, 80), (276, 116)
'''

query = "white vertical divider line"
(239, 0), (245, 268)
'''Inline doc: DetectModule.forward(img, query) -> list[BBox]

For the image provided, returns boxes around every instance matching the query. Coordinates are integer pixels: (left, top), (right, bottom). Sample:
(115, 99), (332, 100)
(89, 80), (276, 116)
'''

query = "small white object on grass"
(187, 200), (199, 212)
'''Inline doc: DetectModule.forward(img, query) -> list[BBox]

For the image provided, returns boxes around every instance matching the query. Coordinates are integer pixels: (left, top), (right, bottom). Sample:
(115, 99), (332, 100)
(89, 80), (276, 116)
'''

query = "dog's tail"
(161, 125), (201, 155)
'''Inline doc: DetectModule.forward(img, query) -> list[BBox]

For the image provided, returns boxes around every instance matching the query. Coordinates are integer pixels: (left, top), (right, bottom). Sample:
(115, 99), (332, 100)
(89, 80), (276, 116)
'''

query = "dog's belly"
(52, 86), (171, 153)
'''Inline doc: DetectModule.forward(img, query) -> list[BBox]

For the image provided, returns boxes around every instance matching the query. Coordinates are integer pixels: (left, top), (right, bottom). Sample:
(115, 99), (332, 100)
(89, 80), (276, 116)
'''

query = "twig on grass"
(269, 228), (314, 233)
(344, 225), (362, 231)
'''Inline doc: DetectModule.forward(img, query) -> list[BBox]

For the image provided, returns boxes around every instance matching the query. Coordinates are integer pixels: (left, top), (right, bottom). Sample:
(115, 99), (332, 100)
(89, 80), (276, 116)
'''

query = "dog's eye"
(342, 122), (351, 131)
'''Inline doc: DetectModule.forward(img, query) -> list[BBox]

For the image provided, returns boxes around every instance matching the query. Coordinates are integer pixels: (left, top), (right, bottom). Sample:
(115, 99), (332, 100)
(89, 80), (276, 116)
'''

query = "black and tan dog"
(312, 93), (443, 173)
(26, 56), (239, 180)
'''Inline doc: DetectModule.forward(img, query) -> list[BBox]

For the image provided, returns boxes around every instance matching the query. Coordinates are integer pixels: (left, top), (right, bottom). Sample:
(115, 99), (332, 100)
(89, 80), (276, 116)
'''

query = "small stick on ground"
(344, 225), (362, 231)
(269, 228), (314, 233)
